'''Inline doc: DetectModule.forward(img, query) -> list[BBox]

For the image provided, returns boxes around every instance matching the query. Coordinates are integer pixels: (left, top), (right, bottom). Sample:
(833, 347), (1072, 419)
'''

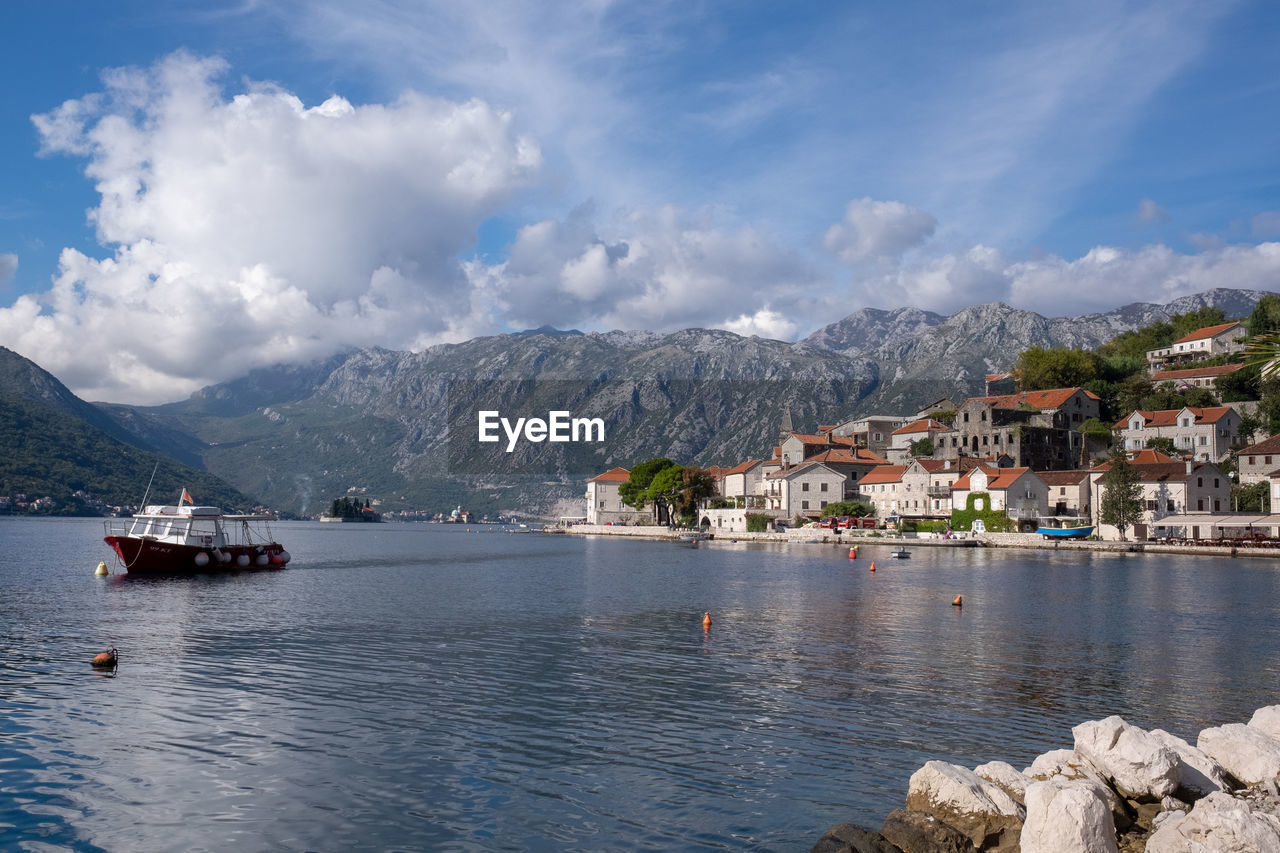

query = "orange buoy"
(702, 611), (712, 630)
(869, 561), (876, 572)
(92, 648), (118, 668)
(848, 547), (857, 559)
(952, 594), (963, 607)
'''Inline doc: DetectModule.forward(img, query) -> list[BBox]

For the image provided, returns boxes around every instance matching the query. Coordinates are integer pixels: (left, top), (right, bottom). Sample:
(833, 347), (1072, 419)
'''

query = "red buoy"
(702, 611), (712, 630)
(952, 594), (963, 607)
(92, 648), (118, 668)
(848, 547), (857, 559)
(869, 561), (876, 572)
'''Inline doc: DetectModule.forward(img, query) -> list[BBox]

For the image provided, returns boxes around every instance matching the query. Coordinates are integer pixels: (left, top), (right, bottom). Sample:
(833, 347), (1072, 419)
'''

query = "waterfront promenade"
(556, 523), (1280, 559)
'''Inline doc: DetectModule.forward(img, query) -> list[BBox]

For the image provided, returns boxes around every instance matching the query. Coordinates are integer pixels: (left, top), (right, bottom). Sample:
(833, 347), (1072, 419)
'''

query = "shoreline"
(551, 524), (1280, 559)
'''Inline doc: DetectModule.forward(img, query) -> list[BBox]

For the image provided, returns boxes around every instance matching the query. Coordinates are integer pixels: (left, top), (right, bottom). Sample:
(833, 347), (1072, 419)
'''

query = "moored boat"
(104, 495), (290, 575)
(1036, 517), (1094, 539)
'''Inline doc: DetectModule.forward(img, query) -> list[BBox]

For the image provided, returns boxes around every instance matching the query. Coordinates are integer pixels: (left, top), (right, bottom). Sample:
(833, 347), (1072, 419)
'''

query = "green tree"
(821, 499), (874, 517)
(1100, 449), (1144, 541)
(1143, 437), (1178, 456)
(1015, 347), (1100, 391)
(670, 465), (716, 522)
(909, 437), (934, 456)
(1232, 481), (1270, 513)
(642, 462), (688, 526)
(1246, 294), (1280, 337)
(619, 458), (677, 513)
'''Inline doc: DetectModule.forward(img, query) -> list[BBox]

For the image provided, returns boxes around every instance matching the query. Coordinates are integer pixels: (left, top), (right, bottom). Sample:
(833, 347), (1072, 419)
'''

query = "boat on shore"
(1036, 517), (1095, 539)
(104, 498), (290, 575)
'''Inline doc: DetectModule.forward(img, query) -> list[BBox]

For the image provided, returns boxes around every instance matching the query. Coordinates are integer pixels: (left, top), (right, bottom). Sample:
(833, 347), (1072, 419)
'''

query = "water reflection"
(2, 519), (1279, 850)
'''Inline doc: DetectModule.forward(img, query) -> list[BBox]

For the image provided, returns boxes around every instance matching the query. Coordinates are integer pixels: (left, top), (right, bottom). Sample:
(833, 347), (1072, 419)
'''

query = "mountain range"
(1, 287), (1271, 517)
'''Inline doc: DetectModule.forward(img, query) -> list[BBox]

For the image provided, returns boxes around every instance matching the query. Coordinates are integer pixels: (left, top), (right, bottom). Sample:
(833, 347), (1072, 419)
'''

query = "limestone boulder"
(1197, 723), (1280, 785)
(1073, 716), (1181, 800)
(1025, 747), (1131, 825)
(1249, 705), (1280, 741)
(1020, 777), (1119, 853)
(879, 809), (971, 853)
(975, 760), (1030, 804)
(1146, 790), (1280, 852)
(904, 760), (1024, 850)
(809, 822), (905, 853)
(1146, 728), (1232, 798)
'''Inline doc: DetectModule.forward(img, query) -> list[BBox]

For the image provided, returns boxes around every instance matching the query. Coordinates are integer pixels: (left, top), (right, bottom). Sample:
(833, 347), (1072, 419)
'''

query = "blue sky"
(1, 1), (1278, 403)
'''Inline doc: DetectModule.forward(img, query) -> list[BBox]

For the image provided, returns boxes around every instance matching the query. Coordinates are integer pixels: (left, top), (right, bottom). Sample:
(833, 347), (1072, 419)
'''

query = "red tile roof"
(1113, 406), (1235, 429)
(723, 459), (763, 476)
(891, 418), (948, 436)
(808, 448), (887, 466)
(972, 387), (1100, 410)
(1151, 363), (1245, 382)
(1037, 470), (1091, 486)
(1238, 434), (1280, 455)
(588, 467), (631, 483)
(1172, 321), (1243, 345)
(859, 465), (907, 485)
(1127, 449), (1179, 464)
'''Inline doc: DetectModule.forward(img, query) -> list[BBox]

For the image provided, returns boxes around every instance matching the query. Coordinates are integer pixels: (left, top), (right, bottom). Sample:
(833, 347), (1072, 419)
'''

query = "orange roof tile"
(1127, 449), (1179, 464)
(1171, 321), (1243, 345)
(1240, 434), (1280, 455)
(859, 465), (907, 485)
(724, 459), (763, 476)
(974, 387), (1100, 410)
(891, 418), (948, 436)
(588, 467), (631, 483)
(1151, 363), (1245, 382)
(1113, 406), (1235, 430)
(1037, 470), (1091, 486)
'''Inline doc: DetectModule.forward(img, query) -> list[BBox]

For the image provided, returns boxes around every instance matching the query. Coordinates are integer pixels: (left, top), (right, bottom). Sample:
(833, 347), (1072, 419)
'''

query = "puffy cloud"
(470, 206), (820, 335)
(3, 51), (539, 403)
(1137, 198), (1169, 222)
(823, 197), (937, 264)
(852, 241), (1280, 318)
(721, 309), (798, 341)
(0, 253), (15, 288)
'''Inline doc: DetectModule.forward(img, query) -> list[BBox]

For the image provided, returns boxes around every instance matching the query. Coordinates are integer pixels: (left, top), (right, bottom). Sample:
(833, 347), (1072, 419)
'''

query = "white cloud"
(0, 253), (15, 288)
(468, 206), (820, 334)
(2, 51), (539, 403)
(721, 309), (797, 341)
(1137, 198), (1169, 222)
(823, 198), (936, 264)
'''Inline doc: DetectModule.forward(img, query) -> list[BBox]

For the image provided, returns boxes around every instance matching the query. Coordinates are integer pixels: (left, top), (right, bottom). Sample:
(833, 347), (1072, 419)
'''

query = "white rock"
(1073, 715), (1181, 799)
(1020, 778), (1118, 853)
(1198, 723), (1280, 785)
(1146, 790), (1280, 852)
(1024, 748), (1128, 818)
(1025, 749), (1083, 780)
(1147, 728), (1232, 797)
(1249, 705), (1280, 741)
(906, 760), (1025, 848)
(975, 760), (1031, 803)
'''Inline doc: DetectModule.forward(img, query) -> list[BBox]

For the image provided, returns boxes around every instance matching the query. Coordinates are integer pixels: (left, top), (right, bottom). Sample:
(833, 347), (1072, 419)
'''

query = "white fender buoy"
(194, 552), (210, 567)
(236, 554), (251, 568)
(95, 561), (109, 577)
(255, 553), (269, 566)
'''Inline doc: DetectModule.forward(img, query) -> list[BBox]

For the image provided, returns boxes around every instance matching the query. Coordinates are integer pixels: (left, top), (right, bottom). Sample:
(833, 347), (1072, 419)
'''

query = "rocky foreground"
(813, 707), (1280, 852)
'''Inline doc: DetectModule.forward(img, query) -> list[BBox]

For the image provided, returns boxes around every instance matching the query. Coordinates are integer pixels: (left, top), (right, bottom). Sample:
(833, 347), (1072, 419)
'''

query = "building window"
(1146, 500), (1157, 511)
(1250, 456), (1257, 465)
(1200, 436), (1208, 446)
(1214, 500), (1221, 511)
(1269, 456), (1274, 465)
(1060, 487), (1066, 495)
(963, 412), (970, 423)
(802, 482), (809, 492)
(820, 482), (828, 492)
(1197, 477), (1203, 487)
(1214, 479), (1219, 488)
(821, 501), (828, 508)
(802, 500), (809, 509)
(1198, 498), (1204, 511)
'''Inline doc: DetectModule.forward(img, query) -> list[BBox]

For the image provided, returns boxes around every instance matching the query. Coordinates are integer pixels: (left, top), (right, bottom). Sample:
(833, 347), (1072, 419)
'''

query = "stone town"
(584, 319), (1280, 543)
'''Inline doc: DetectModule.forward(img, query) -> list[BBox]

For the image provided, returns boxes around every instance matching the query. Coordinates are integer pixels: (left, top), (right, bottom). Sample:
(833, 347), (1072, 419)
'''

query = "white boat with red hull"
(104, 499), (290, 575)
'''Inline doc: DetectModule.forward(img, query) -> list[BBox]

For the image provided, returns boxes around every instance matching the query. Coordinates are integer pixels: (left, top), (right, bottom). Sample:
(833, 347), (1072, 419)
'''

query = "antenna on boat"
(138, 460), (160, 510)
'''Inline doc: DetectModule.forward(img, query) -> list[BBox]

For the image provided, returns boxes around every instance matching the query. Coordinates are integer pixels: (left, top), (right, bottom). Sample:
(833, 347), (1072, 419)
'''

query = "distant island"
(320, 496), (382, 523)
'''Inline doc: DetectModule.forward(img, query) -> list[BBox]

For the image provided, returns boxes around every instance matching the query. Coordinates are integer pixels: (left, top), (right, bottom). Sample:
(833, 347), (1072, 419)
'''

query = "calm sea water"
(2, 517), (1279, 851)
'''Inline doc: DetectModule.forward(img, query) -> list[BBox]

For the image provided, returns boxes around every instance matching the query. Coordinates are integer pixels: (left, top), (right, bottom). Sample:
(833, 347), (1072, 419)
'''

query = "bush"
(745, 512), (770, 533)
(950, 492), (1017, 532)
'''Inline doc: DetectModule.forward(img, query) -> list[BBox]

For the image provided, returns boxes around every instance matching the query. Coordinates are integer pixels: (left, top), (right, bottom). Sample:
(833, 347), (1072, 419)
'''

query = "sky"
(1, 1), (1279, 404)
